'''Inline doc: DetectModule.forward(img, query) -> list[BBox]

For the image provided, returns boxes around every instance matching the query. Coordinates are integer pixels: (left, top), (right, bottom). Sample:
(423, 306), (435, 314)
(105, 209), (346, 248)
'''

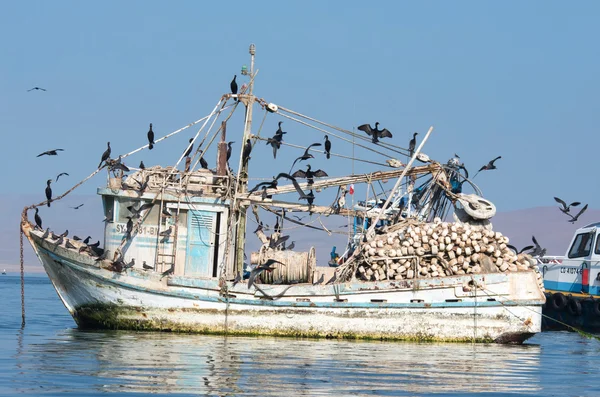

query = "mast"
(234, 44), (256, 275)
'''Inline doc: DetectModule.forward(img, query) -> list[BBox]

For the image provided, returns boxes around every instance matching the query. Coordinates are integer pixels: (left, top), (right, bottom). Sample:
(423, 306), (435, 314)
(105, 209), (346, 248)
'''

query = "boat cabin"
(542, 222), (600, 296)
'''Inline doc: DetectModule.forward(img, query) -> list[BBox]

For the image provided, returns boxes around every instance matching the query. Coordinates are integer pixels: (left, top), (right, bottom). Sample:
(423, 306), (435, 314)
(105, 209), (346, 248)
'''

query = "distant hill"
(1, 194), (596, 273)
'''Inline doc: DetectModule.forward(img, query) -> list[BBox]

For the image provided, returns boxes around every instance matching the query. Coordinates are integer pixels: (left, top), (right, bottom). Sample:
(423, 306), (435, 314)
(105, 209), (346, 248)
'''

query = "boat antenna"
(234, 43), (256, 276)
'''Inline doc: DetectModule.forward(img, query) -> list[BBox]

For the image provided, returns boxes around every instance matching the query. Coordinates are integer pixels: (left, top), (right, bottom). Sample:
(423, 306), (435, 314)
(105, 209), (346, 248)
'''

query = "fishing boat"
(2, 269), (6, 275)
(20, 45), (544, 343)
(539, 223), (600, 331)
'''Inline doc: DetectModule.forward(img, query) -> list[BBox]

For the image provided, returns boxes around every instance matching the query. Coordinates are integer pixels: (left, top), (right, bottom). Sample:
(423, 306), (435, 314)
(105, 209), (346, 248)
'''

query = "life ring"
(594, 300), (600, 317)
(551, 292), (567, 310)
(567, 297), (582, 316)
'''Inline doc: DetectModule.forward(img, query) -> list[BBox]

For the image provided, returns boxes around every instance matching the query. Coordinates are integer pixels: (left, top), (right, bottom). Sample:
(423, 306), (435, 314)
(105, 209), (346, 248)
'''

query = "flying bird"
(55, 172), (69, 182)
(408, 132), (418, 156)
(324, 135), (331, 159)
(568, 204), (588, 224)
(553, 197), (581, 215)
(506, 244), (534, 255)
(531, 236), (547, 257)
(474, 156), (501, 178)
(289, 143), (322, 172)
(357, 122), (392, 143)
(266, 122), (287, 159)
(69, 203), (84, 210)
(248, 259), (286, 289)
(34, 208), (42, 229)
(291, 164), (328, 186)
(45, 179), (52, 207)
(147, 123), (155, 150)
(98, 142), (111, 169)
(27, 87), (46, 92)
(37, 149), (64, 157)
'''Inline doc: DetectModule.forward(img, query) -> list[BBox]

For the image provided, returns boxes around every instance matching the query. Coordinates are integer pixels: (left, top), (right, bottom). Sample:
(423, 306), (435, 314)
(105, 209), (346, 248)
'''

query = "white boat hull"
(28, 230), (544, 343)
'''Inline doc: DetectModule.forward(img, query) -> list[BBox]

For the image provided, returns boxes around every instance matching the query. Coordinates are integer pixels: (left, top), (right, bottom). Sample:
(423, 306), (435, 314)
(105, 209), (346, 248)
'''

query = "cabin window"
(594, 234), (600, 255)
(568, 232), (594, 258)
(103, 196), (114, 222)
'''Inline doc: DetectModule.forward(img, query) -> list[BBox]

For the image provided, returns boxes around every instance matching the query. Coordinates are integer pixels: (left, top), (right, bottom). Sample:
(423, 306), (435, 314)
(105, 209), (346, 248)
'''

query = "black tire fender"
(567, 296), (582, 316)
(594, 300), (600, 317)
(552, 292), (567, 310)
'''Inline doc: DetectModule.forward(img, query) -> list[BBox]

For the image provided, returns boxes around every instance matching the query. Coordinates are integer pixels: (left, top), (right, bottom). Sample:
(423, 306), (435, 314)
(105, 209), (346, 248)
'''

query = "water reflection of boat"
(29, 332), (542, 395)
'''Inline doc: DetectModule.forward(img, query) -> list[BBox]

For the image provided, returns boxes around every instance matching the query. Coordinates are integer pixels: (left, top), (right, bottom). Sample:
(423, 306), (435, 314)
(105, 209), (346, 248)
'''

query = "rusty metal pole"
(216, 121), (227, 176)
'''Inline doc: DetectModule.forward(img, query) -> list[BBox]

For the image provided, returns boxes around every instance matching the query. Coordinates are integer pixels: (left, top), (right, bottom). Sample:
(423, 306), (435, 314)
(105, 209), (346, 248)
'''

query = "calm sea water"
(1, 275), (599, 397)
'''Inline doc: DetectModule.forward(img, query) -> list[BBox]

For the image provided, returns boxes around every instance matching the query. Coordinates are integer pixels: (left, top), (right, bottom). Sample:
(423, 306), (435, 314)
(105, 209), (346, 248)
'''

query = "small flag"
(349, 184), (354, 195)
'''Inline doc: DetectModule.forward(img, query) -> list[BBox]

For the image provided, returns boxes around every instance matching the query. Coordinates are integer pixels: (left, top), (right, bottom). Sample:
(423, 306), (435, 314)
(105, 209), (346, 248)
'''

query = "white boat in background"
(540, 223), (600, 331)
(20, 45), (544, 343)
(2, 269), (6, 275)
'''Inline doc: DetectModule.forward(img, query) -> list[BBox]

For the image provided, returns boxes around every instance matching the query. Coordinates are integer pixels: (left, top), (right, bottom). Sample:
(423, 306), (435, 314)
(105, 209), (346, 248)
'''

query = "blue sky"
(1, 1), (599, 212)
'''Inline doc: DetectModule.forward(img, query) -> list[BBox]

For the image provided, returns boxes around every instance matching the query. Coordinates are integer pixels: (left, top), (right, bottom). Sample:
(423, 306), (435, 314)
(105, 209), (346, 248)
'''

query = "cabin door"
(185, 210), (216, 277)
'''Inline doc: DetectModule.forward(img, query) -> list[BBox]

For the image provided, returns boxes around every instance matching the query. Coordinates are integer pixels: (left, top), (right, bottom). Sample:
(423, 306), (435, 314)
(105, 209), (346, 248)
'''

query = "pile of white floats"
(356, 218), (543, 289)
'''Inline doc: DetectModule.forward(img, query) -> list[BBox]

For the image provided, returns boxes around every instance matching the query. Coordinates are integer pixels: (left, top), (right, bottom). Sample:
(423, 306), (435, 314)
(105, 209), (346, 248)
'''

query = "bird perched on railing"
(357, 122), (393, 144)
(147, 123), (155, 150)
(230, 75), (238, 96)
(45, 180), (52, 207)
(98, 142), (111, 169)
(34, 208), (42, 229)
(324, 135), (331, 159)
(408, 132), (418, 156)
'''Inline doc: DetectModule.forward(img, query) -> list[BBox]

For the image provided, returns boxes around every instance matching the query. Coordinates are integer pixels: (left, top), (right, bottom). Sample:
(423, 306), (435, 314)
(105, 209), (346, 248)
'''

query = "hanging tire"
(594, 300), (600, 317)
(551, 292), (567, 310)
(567, 297), (582, 316)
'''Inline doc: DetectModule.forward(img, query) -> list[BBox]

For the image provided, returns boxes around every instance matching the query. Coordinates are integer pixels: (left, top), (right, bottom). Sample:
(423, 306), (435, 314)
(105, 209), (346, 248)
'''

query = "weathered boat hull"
(28, 230), (544, 343)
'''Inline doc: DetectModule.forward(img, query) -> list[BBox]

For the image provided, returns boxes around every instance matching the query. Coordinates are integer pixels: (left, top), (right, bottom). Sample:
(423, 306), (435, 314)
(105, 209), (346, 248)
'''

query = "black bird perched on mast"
(230, 75), (238, 99)
(98, 142), (111, 169)
(183, 138), (194, 158)
(139, 161), (145, 170)
(289, 143), (322, 172)
(198, 150), (209, 169)
(242, 139), (252, 165)
(568, 204), (588, 224)
(147, 123), (155, 150)
(553, 197), (581, 215)
(45, 179), (52, 207)
(55, 172), (69, 182)
(27, 86), (47, 92)
(324, 135), (331, 159)
(357, 122), (393, 143)
(408, 132), (418, 156)
(34, 208), (42, 229)
(291, 164), (328, 186)
(226, 141), (235, 162)
(37, 149), (64, 157)
(474, 156), (501, 178)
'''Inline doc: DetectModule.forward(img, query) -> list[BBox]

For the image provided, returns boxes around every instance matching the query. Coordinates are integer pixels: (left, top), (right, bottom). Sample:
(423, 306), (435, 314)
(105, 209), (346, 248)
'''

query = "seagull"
(291, 164), (328, 186)
(45, 179), (52, 207)
(474, 156), (501, 178)
(73, 235), (82, 241)
(553, 197), (581, 215)
(408, 132), (418, 156)
(55, 172), (69, 182)
(291, 215), (305, 221)
(98, 142), (111, 169)
(230, 75), (238, 96)
(69, 203), (84, 210)
(289, 143), (322, 172)
(568, 204), (588, 224)
(248, 259), (286, 289)
(34, 208), (42, 229)
(147, 123), (155, 150)
(507, 244), (534, 255)
(531, 236), (547, 257)
(324, 135), (331, 159)
(242, 139), (252, 165)
(27, 87), (47, 92)
(37, 149), (64, 157)
(357, 122), (393, 143)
